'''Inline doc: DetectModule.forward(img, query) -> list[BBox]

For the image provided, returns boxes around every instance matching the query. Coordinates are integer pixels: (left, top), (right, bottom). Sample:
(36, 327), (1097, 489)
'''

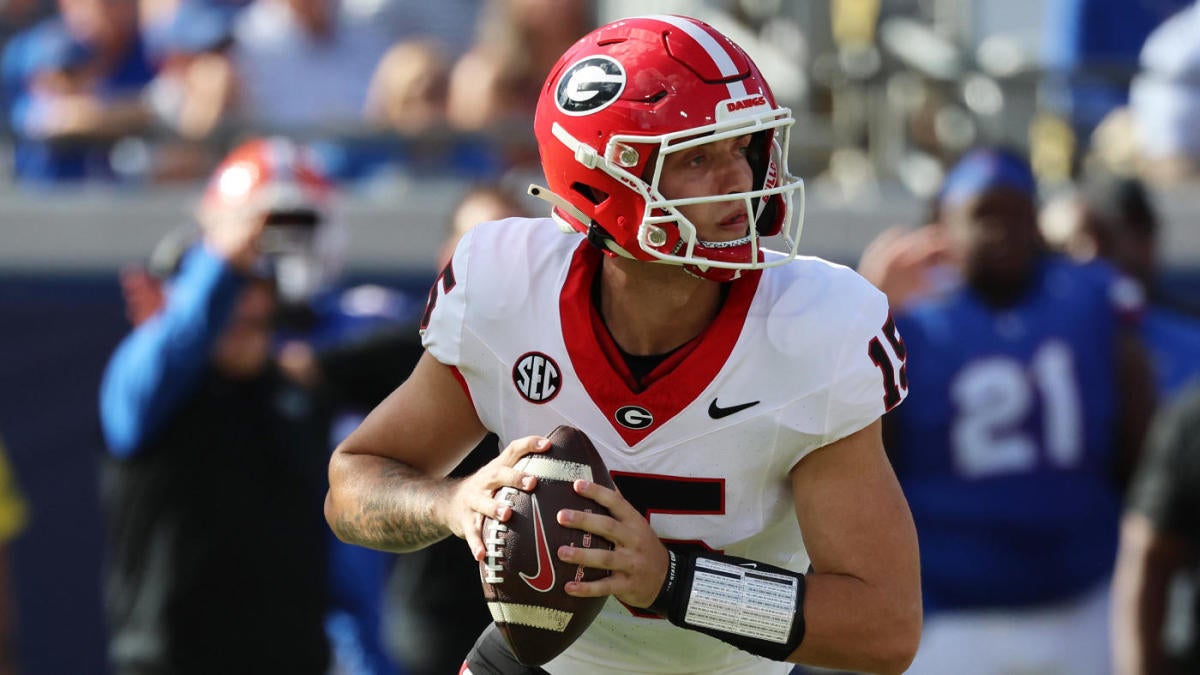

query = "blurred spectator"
(859, 148), (1155, 674)
(0, 0), (53, 46)
(228, 0), (400, 132)
(445, 0), (591, 164)
(382, 182), (527, 675)
(376, 0), (480, 58)
(434, 182), (529, 267)
(314, 38), (502, 184)
(0, 436), (27, 675)
(105, 137), (421, 675)
(1113, 379), (1200, 675)
(137, 0), (240, 180)
(98, 139), (333, 675)
(1, 0), (155, 183)
(1041, 0), (1190, 143)
(1129, 0), (1200, 185)
(1040, 172), (1200, 400)
(364, 39), (449, 137)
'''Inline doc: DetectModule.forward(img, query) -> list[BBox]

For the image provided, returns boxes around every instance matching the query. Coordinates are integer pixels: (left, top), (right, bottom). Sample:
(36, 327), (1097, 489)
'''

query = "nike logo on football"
(519, 494), (557, 593)
(708, 398), (760, 419)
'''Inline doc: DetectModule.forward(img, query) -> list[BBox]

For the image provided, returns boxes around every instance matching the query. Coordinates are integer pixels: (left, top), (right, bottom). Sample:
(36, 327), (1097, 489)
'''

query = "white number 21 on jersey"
(950, 340), (1083, 479)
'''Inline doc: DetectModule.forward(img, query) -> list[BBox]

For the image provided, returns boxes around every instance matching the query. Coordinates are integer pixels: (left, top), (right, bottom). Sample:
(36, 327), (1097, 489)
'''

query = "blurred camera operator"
(99, 137), (408, 675)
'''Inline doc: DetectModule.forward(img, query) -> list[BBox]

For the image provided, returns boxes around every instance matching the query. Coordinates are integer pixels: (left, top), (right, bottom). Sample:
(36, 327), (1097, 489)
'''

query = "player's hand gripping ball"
(479, 425), (616, 665)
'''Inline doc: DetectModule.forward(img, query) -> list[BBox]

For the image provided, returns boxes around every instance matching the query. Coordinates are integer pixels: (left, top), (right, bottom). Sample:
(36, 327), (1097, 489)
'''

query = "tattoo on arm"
(332, 460), (458, 552)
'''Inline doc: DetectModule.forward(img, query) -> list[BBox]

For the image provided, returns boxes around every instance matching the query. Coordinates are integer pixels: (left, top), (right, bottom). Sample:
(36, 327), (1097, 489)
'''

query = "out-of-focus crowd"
(0, 0), (590, 185)
(2, 0), (1200, 192)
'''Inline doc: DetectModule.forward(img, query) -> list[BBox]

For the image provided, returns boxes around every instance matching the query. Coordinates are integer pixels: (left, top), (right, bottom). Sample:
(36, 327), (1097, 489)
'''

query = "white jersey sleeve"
(418, 224), (474, 368)
(417, 217), (580, 431)
(775, 263), (907, 467)
(822, 283), (907, 440)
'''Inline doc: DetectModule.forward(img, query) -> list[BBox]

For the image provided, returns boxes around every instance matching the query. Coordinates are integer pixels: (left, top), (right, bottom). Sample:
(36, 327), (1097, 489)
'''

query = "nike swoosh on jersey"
(519, 494), (557, 592)
(708, 398), (761, 419)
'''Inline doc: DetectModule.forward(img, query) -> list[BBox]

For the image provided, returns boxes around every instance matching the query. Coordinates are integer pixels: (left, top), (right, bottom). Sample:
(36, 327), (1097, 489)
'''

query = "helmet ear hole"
(747, 131), (770, 188)
(571, 182), (610, 206)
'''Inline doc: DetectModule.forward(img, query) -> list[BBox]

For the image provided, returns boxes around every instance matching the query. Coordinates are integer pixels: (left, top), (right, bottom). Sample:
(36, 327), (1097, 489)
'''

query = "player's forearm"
(791, 572), (921, 675)
(325, 450), (457, 552)
(1112, 527), (1175, 675)
(1113, 571), (1171, 674)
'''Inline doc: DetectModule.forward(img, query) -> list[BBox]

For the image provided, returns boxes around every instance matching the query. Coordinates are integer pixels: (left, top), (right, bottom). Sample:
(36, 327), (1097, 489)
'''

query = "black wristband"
(648, 547), (686, 616)
(650, 546), (807, 662)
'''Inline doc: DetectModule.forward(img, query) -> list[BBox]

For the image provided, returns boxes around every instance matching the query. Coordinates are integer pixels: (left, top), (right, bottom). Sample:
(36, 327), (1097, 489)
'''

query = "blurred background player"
(1113, 379), (1200, 675)
(1040, 171), (1200, 401)
(859, 147), (1155, 675)
(100, 137), (419, 675)
(98, 142), (331, 674)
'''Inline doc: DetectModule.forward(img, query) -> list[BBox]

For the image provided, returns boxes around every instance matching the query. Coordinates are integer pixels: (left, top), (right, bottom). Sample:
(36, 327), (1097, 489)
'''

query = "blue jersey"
(295, 284), (422, 675)
(891, 256), (1134, 612)
(1142, 305), (1200, 401)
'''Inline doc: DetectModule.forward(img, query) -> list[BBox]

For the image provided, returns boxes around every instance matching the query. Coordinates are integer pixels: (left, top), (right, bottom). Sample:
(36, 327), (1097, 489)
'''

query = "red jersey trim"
(560, 244), (761, 447)
(448, 364), (474, 407)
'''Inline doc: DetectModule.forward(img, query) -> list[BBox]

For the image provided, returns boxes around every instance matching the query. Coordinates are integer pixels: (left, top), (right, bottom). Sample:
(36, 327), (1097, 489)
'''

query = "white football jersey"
(422, 218), (906, 674)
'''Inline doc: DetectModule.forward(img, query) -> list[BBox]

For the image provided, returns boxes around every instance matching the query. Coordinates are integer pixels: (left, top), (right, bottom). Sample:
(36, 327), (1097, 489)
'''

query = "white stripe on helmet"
(640, 15), (748, 100)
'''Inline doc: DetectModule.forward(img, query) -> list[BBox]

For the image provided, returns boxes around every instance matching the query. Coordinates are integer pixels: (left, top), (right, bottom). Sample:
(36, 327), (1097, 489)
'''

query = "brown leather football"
(479, 425), (616, 665)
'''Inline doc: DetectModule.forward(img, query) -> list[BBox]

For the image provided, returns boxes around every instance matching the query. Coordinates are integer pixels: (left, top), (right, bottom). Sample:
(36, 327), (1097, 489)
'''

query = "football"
(479, 425), (616, 665)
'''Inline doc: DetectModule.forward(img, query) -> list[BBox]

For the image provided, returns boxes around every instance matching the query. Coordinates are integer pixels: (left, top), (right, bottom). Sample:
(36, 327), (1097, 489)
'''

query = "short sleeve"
(820, 287), (908, 447)
(419, 227), (475, 368)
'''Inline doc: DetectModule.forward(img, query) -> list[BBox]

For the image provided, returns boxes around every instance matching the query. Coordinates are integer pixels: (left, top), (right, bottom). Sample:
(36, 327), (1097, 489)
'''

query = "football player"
(326, 15), (921, 675)
(1039, 172), (1200, 401)
(102, 138), (415, 675)
(860, 148), (1155, 674)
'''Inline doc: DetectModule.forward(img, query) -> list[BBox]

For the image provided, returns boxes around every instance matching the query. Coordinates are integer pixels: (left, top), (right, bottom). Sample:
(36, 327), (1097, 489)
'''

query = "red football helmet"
(198, 137), (346, 303)
(531, 15), (805, 281)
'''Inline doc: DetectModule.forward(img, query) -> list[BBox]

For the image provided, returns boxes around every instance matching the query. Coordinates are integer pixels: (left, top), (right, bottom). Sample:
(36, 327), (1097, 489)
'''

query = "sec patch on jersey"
(479, 425), (617, 665)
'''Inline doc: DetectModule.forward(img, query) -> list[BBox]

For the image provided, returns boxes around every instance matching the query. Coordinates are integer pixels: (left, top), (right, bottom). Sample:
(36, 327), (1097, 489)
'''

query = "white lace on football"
(483, 487), (519, 584)
(487, 602), (573, 632)
(515, 456), (594, 483)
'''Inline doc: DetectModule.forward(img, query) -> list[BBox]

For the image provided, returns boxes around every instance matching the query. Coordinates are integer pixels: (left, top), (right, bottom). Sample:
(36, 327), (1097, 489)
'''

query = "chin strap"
(528, 184), (650, 263)
(527, 184), (589, 235)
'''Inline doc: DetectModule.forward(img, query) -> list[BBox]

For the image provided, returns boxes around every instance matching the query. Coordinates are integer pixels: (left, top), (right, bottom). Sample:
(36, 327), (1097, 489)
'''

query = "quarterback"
(326, 15), (921, 674)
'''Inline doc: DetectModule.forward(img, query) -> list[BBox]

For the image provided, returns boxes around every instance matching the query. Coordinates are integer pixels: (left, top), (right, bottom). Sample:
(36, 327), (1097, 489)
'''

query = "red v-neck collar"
(560, 244), (761, 447)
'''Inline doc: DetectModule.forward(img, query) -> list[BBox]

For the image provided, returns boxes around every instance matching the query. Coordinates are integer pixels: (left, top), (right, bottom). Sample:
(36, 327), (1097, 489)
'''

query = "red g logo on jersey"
(513, 352), (562, 403)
